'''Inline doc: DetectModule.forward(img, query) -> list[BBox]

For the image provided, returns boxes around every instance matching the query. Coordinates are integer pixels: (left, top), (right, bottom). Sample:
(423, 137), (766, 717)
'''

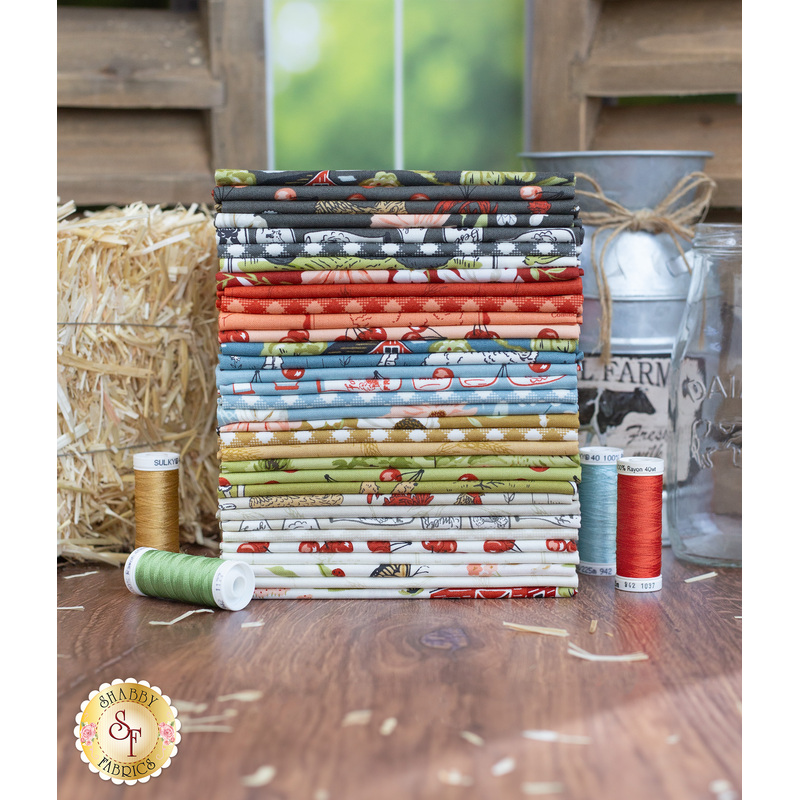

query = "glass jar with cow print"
(666, 223), (742, 567)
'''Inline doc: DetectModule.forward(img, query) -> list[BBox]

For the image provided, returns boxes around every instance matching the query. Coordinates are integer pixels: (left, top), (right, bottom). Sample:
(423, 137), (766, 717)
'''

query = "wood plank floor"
(57, 548), (741, 799)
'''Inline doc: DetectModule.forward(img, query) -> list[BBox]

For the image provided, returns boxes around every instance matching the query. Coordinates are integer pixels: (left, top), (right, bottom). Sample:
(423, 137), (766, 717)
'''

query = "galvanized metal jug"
(518, 150), (714, 460)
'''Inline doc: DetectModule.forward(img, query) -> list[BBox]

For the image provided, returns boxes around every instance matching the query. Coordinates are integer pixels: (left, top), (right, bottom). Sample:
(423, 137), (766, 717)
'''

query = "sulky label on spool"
(579, 446), (624, 465)
(616, 456), (664, 477)
(578, 561), (616, 577)
(123, 546), (154, 597)
(133, 451), (181, 471)
(614, 575), (663, 593)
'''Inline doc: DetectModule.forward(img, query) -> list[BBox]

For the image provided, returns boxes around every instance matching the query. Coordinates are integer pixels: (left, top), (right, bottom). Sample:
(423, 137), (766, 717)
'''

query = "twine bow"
(575, 170), (716, 365)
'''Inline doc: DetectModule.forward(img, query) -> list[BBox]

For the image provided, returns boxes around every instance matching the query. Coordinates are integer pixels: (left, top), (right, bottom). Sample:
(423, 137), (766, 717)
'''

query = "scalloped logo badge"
(74, 679), (181, 784)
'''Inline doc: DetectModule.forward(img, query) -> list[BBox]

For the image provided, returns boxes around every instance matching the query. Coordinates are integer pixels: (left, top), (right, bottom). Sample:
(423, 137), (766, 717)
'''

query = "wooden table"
(57, 547), (741, 799)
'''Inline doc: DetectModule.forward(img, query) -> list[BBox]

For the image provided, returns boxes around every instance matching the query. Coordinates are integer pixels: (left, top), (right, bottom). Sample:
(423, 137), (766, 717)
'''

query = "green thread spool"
(124, 547), (255, 610)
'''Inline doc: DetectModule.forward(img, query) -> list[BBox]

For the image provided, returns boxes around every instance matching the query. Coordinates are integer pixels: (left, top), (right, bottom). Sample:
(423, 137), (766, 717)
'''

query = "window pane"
(270, 0), (525, 170)
(271, 0), (395, 169)
(403, 0), (525, 171)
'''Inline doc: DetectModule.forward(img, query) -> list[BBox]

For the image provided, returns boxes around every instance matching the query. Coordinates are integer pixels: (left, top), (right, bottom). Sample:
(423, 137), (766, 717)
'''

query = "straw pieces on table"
(213, 169), (584, 600)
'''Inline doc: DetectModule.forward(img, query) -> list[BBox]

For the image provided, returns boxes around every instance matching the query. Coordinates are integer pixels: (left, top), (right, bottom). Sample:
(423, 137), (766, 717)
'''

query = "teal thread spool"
(124, 547), (255, 610)
(577, 446), (624, 576)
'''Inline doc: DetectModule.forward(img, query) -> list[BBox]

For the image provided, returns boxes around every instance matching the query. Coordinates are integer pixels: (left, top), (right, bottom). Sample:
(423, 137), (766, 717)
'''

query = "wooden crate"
(57, 0), (266, 207)
(528, 0), (741, 209)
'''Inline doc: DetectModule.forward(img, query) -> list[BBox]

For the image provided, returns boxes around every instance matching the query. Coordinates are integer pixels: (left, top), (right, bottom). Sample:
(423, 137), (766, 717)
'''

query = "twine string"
(574, 170), (717, 365)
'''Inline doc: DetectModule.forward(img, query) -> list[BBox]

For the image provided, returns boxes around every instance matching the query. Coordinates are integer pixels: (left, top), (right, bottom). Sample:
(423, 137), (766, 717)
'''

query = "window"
(267, 0), (527, 170)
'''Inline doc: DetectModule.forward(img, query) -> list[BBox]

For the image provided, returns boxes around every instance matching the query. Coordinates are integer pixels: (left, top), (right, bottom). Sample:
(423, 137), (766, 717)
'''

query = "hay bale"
(57, 200), (219, 564)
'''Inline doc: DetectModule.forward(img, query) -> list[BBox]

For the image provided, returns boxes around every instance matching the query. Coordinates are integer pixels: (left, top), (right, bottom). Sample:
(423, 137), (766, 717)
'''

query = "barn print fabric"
(212, 169), (585, 599)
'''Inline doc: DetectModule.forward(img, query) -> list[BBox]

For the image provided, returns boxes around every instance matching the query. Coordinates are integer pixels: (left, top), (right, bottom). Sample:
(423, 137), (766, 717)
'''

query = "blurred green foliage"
(272, 0), (525, 171)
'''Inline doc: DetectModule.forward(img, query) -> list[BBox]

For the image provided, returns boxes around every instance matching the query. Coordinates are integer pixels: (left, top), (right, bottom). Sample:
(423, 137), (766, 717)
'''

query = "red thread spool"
(615, 457), (663, 593)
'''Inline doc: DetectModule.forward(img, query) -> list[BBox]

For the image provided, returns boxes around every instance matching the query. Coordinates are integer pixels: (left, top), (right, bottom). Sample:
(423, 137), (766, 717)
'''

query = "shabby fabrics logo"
(75, 679), (180, 784)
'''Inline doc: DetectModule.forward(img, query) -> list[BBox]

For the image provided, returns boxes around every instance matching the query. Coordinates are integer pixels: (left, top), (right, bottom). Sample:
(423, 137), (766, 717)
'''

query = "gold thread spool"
(133, 451), (181, 552)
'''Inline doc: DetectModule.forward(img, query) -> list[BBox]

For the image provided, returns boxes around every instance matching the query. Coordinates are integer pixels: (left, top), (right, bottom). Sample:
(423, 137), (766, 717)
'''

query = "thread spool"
(615, 457), (663, 593)
(134, 451), (181, 552)
(124, 547), (255, 611)
(577, 446), (623, 576)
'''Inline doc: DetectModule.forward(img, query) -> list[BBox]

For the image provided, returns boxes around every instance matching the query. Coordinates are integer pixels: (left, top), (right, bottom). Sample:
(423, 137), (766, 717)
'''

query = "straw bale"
(57, 200), (220, 564)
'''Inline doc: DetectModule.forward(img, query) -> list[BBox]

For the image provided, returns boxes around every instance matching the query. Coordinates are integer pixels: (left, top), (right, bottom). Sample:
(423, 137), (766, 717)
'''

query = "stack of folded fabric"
(213, 169), (584, 600)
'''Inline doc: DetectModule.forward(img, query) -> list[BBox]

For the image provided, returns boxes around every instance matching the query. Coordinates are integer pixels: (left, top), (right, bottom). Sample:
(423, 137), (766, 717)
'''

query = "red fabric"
(216, 267), (584, 294)
(219, 293), (583, 316)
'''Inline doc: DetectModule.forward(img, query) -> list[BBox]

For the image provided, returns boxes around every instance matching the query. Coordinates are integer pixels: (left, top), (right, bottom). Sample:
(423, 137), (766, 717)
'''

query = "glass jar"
(665, 223), (742, 567)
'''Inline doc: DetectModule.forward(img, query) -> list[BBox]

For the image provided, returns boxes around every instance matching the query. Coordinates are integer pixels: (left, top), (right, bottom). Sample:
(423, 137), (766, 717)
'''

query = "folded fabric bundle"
(219, 337), (581, 356)
(218, 325), (581, 343)
(218, 466), (580, 488)
(224, 534), (577, 549)
(242, 563), (579, 578)
(223, 538), (577, 554)
(219, 479), (579, 498)
(216, 387), (577, 411)
(220, 255), (582, 273)
(213, 182), (576, 203)
(217, 501), (580, 520)
(212, 168), (585, 600)
(216, 267), (583, 290)
(216, 403), (579, 427)
(214, 168), (577, 188)
(218, 293), (584, 315)
(224, 546), (576, 562)
(217, 442), (578, 460)
(217, 413), (580, 433)
(219, 241), (581, 260)
(218, 452), (579, 472)
(249, 586), (576, 599)
(217, 374), (578, 397)
(220, 429), (577, 448)
(215, 218), (583, 234)
(218, 490), (579, 509)
(215, 222), (584, 245)
(218, 354), (581, 374)
(221, 522), (580, 539)
(250, 575), (579, 590)
(219, 514), (580, 532)
(219, 417), (578, 440)
(217, 310), (581, 331)
(216, 281), (583, 314)
(219, 507), (579, 524)
(214, 199), (579, 216)
(216, 362), (578, 385)
(250, 586), (576, 599)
